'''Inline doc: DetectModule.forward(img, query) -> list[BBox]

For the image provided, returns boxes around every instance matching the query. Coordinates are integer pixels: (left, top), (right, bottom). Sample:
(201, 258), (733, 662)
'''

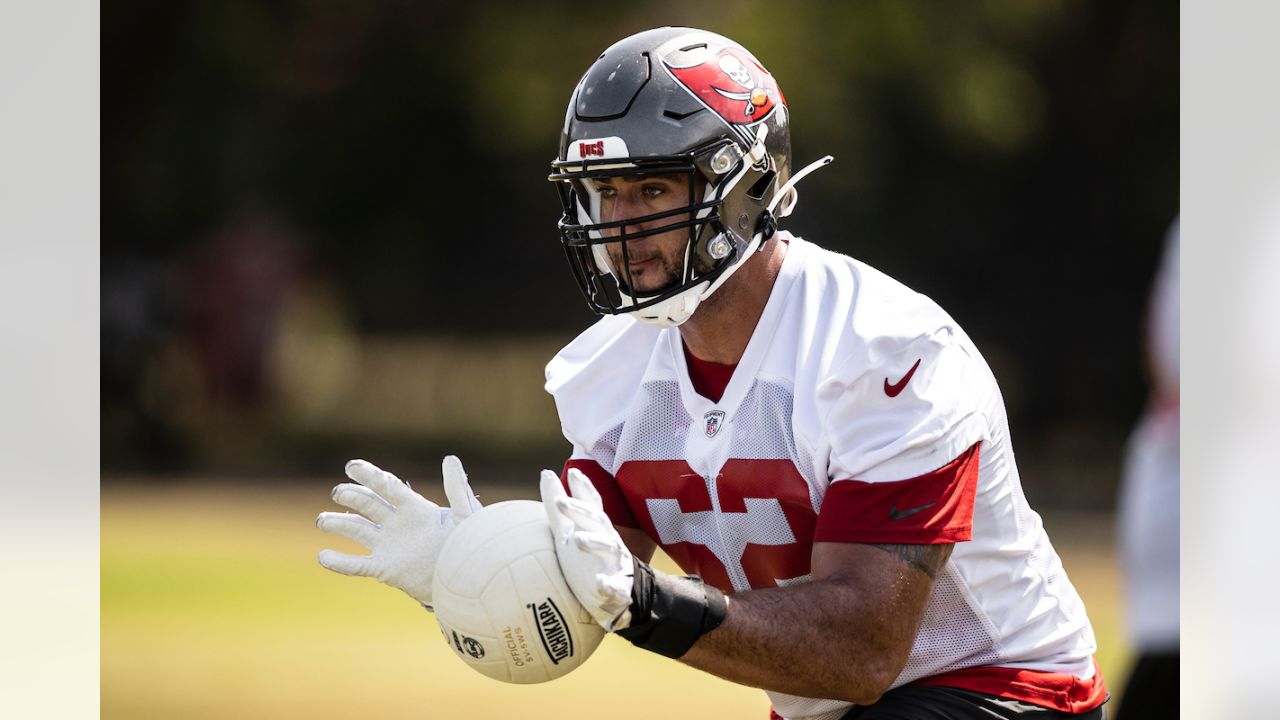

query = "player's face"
(593, 174), (702, 294)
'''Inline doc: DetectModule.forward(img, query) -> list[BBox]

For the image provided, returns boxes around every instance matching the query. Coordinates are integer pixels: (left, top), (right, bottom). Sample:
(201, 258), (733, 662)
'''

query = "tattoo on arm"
(868, 543), (953, 579)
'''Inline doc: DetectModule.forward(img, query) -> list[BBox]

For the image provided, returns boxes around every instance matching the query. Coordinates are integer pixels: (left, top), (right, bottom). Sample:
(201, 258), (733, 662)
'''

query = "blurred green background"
(102, 1), (1175, 717)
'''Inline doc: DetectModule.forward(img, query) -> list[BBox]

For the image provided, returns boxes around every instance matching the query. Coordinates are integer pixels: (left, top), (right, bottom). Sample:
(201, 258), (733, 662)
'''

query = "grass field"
(102, 482), (1131, 719)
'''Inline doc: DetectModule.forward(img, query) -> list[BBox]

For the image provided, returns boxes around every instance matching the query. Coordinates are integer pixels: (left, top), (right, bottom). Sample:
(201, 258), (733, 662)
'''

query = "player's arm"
(659, 340), (977, 701)
(681, 435), (971, 701)
(678, 540), (951, 704)
(542, 436), (978, 704)
(616, 526), (658, 564)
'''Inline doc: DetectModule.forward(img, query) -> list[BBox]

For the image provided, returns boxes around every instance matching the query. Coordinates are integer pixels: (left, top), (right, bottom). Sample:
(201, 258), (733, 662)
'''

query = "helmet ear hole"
(746, 171), (776, 201)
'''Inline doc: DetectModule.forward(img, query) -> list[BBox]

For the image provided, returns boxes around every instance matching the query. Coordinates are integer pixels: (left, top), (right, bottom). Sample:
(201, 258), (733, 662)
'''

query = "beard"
(609, 245), (685, 295)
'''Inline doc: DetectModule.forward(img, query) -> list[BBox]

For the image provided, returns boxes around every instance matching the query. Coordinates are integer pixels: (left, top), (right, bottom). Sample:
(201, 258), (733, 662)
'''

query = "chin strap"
(770, 154), (834, 219)
(752, 153), (835, 248)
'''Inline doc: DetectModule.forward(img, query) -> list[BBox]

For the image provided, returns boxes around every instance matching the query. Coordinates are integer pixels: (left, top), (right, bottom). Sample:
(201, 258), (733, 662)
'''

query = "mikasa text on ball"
(431, 499), (606, 683)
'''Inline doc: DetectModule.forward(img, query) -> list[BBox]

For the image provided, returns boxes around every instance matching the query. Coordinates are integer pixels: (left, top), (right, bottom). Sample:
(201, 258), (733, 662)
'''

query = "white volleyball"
(431, 500), (606, 683)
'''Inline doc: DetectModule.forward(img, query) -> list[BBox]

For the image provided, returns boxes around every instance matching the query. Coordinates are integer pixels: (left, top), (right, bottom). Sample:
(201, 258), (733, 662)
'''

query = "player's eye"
(595, 184), (617, 198)
(641, 185), (667, 198)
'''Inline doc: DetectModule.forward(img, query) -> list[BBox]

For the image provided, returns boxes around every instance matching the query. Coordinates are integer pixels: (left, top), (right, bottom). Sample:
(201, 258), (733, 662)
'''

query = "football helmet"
(549, 27), (831, 327)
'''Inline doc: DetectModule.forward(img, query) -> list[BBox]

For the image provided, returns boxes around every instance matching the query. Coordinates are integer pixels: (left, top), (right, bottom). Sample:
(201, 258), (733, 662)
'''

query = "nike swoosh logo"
(889, 501), (936, 521)
(884, 358), (922, 398)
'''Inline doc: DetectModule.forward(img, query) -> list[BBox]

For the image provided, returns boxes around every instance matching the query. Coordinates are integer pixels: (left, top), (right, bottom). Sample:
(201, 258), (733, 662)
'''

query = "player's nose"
(603, 190), (652, 236)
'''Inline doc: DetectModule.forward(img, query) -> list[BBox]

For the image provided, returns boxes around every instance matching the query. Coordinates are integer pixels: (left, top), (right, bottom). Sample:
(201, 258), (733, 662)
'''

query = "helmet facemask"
(552, 138), (774, 325)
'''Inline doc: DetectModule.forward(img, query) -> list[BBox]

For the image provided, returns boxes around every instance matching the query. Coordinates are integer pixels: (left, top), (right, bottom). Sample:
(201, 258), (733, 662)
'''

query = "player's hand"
(540, 468), (634, 631)
(317, 456), (481, 608)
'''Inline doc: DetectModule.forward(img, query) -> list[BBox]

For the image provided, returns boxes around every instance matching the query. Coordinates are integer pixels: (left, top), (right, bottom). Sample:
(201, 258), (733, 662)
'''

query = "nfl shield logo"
(703, 410), (726, 438)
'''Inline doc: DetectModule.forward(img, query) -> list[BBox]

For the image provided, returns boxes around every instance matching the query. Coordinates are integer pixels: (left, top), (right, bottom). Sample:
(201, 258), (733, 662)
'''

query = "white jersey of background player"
(1111, 219), (1178, 719)
(1118, 218), (1179, 653)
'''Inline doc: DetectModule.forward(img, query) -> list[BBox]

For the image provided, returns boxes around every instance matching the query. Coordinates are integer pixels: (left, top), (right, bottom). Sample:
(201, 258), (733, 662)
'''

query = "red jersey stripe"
(911, 659), (1109, 714)
(814, 442), (981, 544)
(768, 660), (1107, 717)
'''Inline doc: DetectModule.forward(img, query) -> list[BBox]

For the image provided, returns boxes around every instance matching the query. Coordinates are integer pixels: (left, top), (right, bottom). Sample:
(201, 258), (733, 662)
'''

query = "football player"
(537, 27), (1108, 720)
(317, 26), (1109, 720)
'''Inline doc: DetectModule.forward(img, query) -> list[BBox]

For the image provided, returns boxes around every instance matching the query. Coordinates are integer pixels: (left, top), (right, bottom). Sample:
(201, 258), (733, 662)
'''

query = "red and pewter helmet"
(549, 27), (831, 327)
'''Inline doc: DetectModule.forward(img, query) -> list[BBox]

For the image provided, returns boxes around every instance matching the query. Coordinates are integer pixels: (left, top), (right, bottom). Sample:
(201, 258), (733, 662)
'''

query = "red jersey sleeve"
(815, 442), (982, 544)
(561, 458), (641, 529)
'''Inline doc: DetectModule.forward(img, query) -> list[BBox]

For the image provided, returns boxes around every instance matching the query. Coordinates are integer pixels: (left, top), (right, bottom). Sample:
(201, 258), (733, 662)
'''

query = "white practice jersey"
(1118, 219), (1179, 652)
(545, 234), (1105, 720)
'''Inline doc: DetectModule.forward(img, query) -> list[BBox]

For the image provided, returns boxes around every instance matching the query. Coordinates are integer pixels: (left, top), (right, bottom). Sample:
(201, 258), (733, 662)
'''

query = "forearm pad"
(615, 556), (728, 658)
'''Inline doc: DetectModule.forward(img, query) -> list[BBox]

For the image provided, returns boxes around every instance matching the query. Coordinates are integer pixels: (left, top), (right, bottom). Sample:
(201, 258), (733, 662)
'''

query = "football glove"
(540, 467), (728, 659)
(539, 468), (635, 630)
(317, 456), (481, 608)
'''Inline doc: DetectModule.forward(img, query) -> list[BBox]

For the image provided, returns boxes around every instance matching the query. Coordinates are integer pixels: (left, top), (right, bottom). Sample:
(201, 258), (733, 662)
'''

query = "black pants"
(1113, 651), (1178, 720)
(841, 685), (1108, 720)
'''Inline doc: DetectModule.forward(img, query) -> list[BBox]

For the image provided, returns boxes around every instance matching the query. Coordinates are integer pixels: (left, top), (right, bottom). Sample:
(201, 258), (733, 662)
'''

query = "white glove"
(317, 456), (481, 607)
(539, 467), (634, 631)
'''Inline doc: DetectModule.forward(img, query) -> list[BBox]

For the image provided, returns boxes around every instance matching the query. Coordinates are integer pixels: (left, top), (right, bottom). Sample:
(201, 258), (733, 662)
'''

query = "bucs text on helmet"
(549, 27), (831, 327)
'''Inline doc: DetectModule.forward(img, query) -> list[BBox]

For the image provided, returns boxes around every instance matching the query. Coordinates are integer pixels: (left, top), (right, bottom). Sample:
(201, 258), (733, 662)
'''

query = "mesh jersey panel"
(590, 423), (624, 473)
(727, 379), (824, 511)
(614, 380), (691, 466)
(606, 377), (817, 592)
(898, 568), (1002, 683)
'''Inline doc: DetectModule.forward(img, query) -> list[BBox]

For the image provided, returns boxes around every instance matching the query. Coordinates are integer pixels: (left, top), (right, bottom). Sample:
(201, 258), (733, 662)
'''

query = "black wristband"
(615, 556), (728, 658)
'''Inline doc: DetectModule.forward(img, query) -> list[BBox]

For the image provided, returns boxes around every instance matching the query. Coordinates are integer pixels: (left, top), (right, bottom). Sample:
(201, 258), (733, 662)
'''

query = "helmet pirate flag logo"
(665, 47), (786, 125)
